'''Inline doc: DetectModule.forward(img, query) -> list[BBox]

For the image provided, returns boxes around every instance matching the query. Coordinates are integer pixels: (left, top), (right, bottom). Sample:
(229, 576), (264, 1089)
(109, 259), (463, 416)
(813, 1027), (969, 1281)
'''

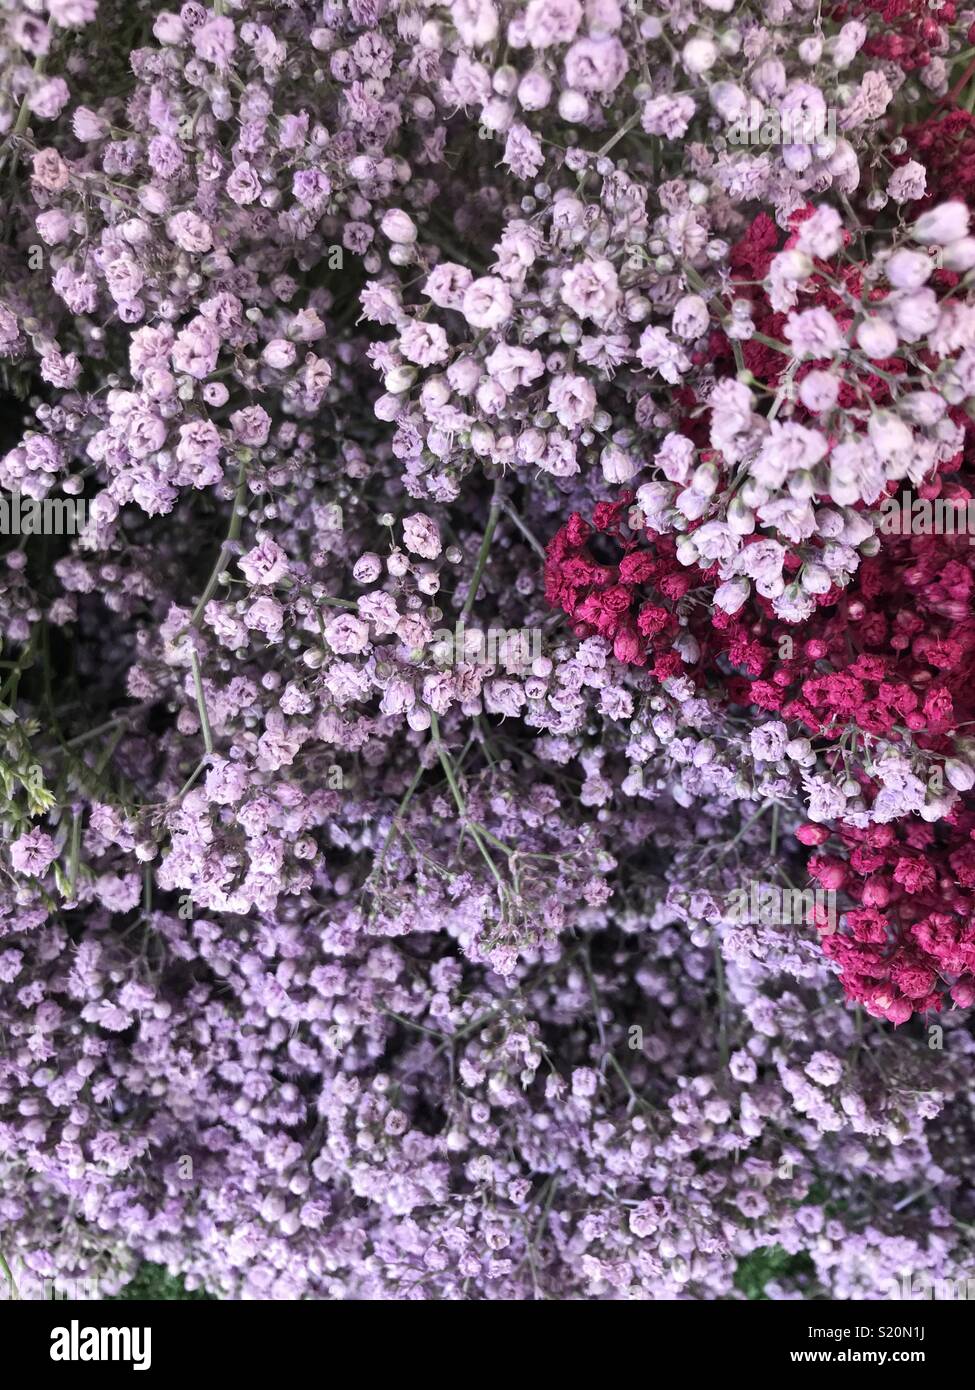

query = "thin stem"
(605, 1051), (654, 1114)
(595, 110), (641, 160)
(67, 809), (82, 900)
(428, 711), (507, 896)
(530, 1174), (560, 1257)
(3, 52), (46, 150)
(713, 939), (729, 1071)
(0, 627), (36, 706)
(61, 706), (151, 752)
(189, 648), (214, 755)
(174, 756), (208, 802)
(367, 761), (426, 896)
(708, 799), (774, 866)
(462, 481), (504, 621)
(378, 1008), (446, 1042)
(500, 497), (547, 560)
(318, 595), (358, 611)
(582, 945), (608, 1051)
(751, 331), (791, 355)
(188, 458), (248, 632)
(0, 1249), (19, 1300)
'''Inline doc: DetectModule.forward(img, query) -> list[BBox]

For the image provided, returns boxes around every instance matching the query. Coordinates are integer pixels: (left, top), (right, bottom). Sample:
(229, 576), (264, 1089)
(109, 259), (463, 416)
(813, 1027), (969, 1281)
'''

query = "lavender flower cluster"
(1, 0), (975, 1300)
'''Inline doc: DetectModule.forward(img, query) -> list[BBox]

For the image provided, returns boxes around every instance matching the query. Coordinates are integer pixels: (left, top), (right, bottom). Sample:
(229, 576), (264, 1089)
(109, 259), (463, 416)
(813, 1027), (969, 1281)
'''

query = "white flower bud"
(380, 209), (418, 244)
(676, 487), (709, 521)
(713, 577), (749, 613)
(601, 444), (639, 483)
(912, 201), (969, 246)
(941, 237), (975, 272)
(855, 316), (898, 359)
(682, 36), (717, 74)
(945, 759), (975, 792)
(691, 461), (720, 496)
(674, 632), (700, 664)
(384, 365), (417, 394)
(672, 293), (710, 340)
(800, 563), (832, 594)
(772, 248), (813, 281)
(727, 497), (755, 535)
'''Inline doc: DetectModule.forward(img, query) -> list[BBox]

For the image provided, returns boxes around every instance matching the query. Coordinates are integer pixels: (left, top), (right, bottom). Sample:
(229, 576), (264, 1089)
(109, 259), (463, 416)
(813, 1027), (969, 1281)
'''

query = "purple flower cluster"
(1, 0), (975, 1301)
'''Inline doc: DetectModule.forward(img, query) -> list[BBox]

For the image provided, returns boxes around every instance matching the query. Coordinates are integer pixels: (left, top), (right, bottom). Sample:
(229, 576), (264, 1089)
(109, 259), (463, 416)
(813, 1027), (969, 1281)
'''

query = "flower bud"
(951, 981), (975, 1008)
(942, 237), (975, 272)
(713, 577), (749, 614)
(691, 461), (720, 496)
(727, 497), (755, 535)
(682, 36), (717, 73)
(800, 563), (831, 594)
(384, 365), (417, 394)
(381, 209), (418, 244)
(945, 759), (975, 792)
(912, 201), (969, 246)
(601, 444), (639, 483)
(855, 316), (898, 360)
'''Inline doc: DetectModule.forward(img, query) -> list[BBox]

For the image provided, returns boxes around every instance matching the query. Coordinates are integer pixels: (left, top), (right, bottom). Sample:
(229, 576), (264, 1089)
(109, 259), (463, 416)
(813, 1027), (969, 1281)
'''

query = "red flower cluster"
(545, 469), (975, 1025)
(899, 109), (975, 211)
(778, 529), (975, 749)
(841, 0), (958, 71)
(546, 496), (975, 743)
(806, 814), (975, 1023)
(544, 494), (694, 677)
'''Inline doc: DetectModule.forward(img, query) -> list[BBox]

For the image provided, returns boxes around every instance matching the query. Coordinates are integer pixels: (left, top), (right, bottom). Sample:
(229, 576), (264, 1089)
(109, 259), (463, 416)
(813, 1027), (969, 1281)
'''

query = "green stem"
(582, 945), (607, 1051)
(499, 498), (546, 560)
(173, 756), (208, 802)
(188, 458), (248, 631)
(189, 648), (214, 755)
(367, 761), (425, 896)
(7, 53), (46, 144)
(429, 711), (506, 896)
(714, 940), (729, 1071)
(0, 628), (36, 706)
(60, 708), (149, 752)
(67, 809), (81, 899)
(595, 110), (641, 160)
(462, 482), (504, 621)
(751, 332), (791, 355)
(318, 595), (358, 611)
(0, 1249), (19, 1300)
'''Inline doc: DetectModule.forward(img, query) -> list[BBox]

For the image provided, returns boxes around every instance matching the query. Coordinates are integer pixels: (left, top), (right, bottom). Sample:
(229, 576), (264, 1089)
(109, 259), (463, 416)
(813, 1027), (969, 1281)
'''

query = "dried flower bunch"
(2, 0), (975, 1301)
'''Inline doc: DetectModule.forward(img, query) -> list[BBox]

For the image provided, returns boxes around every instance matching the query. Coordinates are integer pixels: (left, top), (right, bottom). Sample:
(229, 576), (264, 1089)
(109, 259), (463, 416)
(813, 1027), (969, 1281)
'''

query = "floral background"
(2, 0), (975, 1301)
